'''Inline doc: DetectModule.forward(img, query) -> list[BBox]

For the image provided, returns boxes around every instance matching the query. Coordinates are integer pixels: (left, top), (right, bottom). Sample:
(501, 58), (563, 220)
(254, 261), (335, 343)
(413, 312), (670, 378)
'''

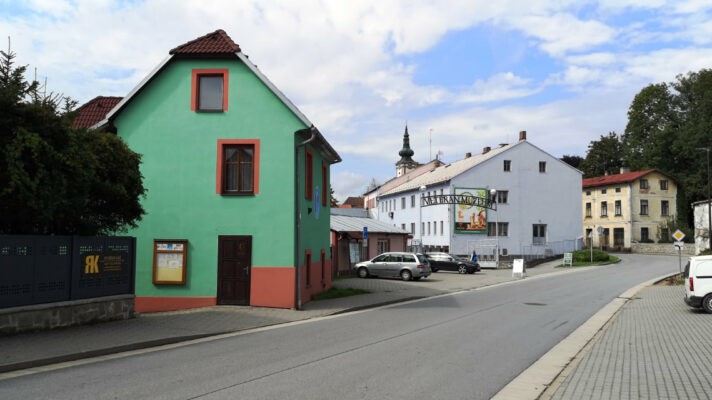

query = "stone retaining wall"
(0, 295), (134, 335)
(631, 243), (696, 256)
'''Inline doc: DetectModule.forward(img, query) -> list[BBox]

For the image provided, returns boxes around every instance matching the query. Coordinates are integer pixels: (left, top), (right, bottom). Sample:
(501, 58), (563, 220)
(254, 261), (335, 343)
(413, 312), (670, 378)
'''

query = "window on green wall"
(305, 250), (312, 288)
(322, 162), (328, 206)
(305, 149), (313, 200)
(216, 139), (260, 195)
(191, 69), (229, 111)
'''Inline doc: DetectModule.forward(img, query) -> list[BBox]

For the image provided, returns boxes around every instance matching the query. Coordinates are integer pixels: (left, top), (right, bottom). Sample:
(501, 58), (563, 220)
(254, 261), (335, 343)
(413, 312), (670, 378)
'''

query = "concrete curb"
(490, 272), (677, 400)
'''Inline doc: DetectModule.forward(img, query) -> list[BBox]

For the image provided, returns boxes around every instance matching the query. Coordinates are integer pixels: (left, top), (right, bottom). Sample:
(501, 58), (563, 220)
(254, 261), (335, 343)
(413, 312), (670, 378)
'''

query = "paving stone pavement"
(545, 285), (712, 400)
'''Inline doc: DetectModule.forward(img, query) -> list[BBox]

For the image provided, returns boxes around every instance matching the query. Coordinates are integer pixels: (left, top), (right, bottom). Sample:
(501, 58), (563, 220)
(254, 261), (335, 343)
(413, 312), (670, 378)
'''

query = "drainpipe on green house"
(295, 126), (317, 310)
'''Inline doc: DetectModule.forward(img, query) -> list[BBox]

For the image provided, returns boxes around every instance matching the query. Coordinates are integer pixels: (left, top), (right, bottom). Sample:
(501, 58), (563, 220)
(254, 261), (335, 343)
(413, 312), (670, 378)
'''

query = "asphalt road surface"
(0, 254), (676, 400)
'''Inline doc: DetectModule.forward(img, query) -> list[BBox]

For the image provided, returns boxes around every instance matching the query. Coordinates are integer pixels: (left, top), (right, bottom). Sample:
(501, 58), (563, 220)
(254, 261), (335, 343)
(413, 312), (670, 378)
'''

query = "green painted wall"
(114, 57), (331, 297)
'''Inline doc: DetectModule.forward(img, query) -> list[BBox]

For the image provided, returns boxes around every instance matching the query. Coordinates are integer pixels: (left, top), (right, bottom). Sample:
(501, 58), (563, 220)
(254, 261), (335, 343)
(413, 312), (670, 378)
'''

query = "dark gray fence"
(0, 235), (136, 308)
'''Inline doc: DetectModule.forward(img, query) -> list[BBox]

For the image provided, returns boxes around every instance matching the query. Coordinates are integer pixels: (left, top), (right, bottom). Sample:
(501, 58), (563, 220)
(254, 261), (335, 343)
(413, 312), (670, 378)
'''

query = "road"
(0, 254), (676, 400)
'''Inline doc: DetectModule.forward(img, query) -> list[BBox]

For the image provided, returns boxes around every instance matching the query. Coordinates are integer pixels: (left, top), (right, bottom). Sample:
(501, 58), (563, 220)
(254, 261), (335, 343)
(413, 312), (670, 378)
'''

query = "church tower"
(396, 125), (419, 177)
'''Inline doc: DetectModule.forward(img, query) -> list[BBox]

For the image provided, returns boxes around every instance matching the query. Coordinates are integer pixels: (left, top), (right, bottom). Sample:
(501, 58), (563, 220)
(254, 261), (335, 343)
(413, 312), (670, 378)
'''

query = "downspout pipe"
(295, 126), (318, 310)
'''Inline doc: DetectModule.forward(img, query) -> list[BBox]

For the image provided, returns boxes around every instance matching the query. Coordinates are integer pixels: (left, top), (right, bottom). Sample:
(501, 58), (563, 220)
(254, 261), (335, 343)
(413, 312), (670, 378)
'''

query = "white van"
(684, 255), (712, 313)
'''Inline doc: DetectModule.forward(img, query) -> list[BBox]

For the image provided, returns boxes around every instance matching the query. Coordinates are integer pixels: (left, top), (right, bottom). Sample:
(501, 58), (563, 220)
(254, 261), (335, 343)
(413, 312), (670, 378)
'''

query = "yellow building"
(582, 169), (677, 250)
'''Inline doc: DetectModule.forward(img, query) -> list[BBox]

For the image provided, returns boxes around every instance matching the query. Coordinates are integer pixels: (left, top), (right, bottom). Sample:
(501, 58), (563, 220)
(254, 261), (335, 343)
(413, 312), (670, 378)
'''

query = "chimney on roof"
(465, 152), (472, 158)
(620, 167), (630, 174)
(519, 131), (527, 141)
(482, 146), (491, 154)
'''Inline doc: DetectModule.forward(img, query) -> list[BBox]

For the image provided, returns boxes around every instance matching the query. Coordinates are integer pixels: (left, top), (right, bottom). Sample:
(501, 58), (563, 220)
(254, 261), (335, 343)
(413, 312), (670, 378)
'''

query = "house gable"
(106, 30), (338, 308)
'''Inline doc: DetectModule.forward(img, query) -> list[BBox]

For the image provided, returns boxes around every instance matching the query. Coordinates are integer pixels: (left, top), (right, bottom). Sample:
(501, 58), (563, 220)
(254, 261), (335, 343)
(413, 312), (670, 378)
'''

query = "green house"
(97, 30), (340, 312)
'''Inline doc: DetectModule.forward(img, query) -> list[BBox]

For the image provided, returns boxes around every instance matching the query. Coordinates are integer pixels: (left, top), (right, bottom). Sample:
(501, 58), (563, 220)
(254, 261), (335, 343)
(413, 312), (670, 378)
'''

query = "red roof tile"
(342, 196), (365, 208)
(169, 29), (241, 55)
(582, 169), (657, 188)
(71, 96), (122, 129)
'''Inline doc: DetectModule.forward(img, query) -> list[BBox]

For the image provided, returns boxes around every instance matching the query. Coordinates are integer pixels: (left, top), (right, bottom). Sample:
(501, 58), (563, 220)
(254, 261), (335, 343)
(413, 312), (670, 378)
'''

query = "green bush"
(573, 249), (610, 262)
(700, 249), (712, 256)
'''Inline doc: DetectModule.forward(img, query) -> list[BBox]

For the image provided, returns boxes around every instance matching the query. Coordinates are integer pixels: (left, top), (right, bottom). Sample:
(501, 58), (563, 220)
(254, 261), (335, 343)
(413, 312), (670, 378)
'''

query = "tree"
(330, 187), (339, 207)
(622, 69), (712, 223)
(579, 132), (624, 178)
(560, 155), (584, 169)
(0, 44), (145, 235)
(621, 83), (677, 172)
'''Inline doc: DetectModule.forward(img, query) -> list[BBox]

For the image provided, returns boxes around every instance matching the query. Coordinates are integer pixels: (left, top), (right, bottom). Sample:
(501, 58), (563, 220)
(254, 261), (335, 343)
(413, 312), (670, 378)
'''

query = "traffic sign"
(674, 241), (684, 250)
(363, 226), (368, 239)
(673, 229), (685, 241)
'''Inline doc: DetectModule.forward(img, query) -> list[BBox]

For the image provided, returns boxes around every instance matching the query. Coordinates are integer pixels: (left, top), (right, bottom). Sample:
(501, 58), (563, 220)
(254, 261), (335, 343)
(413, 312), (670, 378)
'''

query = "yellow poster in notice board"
(153, 240), (187, 285)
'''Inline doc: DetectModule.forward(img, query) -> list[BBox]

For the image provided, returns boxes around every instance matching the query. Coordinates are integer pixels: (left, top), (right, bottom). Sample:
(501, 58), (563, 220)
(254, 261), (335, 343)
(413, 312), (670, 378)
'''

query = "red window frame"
(321, 162), (328, 206)
(305, 148), (313, 200)
(191, 68), (229, 111)
(216, 139), (260, 195)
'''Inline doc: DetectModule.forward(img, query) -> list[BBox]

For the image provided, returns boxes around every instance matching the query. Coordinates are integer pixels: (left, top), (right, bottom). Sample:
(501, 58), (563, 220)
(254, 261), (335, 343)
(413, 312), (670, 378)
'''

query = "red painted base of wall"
(251, 267), (296, 308)
(135, 296), (216, 313)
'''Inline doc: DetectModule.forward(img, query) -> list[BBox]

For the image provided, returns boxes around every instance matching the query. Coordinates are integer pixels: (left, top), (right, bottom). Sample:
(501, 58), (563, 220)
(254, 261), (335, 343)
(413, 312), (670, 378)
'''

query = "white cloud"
(625, 48), (712, 83)
(512, 13), (616, 56)
(3, 0), (712, 201)
(456, 72), (539, 104)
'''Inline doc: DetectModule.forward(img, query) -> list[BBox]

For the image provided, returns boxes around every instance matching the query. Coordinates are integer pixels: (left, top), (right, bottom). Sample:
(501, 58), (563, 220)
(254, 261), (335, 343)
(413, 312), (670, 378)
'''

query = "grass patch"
(559, 249), (620, 267)
(311, 287), (370, 301)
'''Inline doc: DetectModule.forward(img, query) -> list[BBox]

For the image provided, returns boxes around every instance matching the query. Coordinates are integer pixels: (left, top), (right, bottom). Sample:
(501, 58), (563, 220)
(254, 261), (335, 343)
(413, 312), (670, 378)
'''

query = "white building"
(693, 200), (711, 254)
(374, 131), (583, 264)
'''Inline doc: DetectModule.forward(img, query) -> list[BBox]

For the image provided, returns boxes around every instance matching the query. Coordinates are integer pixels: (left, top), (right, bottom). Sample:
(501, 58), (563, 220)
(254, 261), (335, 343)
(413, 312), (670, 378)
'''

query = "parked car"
(354, 252), (431, 281)
(684, 255), (712, 313)
(425, 252), (480, 274)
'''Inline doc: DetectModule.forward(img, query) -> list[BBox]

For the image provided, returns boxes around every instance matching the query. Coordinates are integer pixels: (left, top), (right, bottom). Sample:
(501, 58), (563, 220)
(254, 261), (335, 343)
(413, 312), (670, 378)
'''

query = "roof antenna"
(429, 128), (433, 160)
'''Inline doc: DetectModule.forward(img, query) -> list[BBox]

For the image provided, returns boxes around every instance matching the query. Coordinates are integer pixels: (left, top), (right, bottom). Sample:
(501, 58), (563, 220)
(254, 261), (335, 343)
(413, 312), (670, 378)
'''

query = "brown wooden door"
(217, 236), (251, 305)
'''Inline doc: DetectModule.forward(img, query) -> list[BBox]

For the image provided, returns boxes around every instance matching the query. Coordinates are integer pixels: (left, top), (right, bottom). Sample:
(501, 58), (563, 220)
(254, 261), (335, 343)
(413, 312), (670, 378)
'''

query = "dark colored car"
(425, 252), (480, 274)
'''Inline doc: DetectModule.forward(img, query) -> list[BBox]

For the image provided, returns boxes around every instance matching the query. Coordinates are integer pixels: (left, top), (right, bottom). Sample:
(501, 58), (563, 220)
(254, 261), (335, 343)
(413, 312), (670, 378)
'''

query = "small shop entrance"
(217, 235), (251, 305)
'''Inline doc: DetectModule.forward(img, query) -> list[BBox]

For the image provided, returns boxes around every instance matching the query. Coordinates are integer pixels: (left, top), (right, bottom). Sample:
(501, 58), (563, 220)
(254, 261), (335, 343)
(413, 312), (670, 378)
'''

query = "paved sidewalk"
(543, 285), (712, 400)
(0, 260), (563, 374)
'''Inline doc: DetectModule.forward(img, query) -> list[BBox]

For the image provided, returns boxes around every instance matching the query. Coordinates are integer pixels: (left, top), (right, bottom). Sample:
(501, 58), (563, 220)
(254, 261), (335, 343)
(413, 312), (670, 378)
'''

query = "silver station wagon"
(354, 252), (431, 281)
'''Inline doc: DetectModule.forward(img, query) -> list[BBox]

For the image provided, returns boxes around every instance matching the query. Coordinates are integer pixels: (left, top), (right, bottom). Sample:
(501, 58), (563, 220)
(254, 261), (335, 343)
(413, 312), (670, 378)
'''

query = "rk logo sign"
(84, 255), (100, 274)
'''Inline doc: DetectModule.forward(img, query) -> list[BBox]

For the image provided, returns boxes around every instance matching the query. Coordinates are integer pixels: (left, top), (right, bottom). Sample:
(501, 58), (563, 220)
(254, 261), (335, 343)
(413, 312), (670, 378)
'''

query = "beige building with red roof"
(582, 169), (677, 250)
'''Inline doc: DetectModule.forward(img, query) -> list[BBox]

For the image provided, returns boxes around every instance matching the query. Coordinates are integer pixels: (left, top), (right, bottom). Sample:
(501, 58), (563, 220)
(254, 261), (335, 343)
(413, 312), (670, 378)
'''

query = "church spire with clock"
(396, 125), (419, 177)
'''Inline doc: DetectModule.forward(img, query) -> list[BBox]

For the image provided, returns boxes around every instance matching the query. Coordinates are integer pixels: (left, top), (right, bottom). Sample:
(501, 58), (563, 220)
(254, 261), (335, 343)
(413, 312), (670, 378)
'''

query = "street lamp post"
(418, 185), (426, 253)
(489, 189), (498, 266)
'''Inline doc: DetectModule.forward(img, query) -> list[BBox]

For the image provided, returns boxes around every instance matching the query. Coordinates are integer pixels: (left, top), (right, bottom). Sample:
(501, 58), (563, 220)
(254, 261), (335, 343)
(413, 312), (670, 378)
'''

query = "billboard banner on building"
(454, 188), (487, 234)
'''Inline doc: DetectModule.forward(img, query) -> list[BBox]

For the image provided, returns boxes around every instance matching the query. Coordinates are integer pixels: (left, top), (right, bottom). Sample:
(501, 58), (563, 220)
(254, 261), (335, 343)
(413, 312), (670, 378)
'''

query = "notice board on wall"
(153, 240), (188, 285)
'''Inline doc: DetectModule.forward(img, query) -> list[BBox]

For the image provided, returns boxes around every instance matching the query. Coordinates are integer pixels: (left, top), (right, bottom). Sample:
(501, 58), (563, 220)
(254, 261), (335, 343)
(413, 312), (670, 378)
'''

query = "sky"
(3, 0), (712, 203)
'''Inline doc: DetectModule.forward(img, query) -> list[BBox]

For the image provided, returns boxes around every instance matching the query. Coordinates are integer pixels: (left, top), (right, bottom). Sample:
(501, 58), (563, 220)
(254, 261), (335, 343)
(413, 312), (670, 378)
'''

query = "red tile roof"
(71, 96), (122, 129)
(169, 29), (241, 55)
(342, 196), (365, 208)
(582, 169), (656, 188)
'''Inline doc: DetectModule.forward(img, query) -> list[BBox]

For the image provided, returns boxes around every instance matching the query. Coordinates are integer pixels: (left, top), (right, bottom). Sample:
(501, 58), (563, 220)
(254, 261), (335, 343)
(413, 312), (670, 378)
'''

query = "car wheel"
(467, 269), (475, 274)
(703, 294), (712, 314)
(400, 269), (412, 281)
(357, 267), (369, 279)
(458, 265), (467, 274)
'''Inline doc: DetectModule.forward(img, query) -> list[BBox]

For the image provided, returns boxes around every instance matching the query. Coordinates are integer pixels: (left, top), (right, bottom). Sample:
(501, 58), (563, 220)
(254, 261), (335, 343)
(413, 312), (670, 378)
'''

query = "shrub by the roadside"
(573, 249), (611, 263)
